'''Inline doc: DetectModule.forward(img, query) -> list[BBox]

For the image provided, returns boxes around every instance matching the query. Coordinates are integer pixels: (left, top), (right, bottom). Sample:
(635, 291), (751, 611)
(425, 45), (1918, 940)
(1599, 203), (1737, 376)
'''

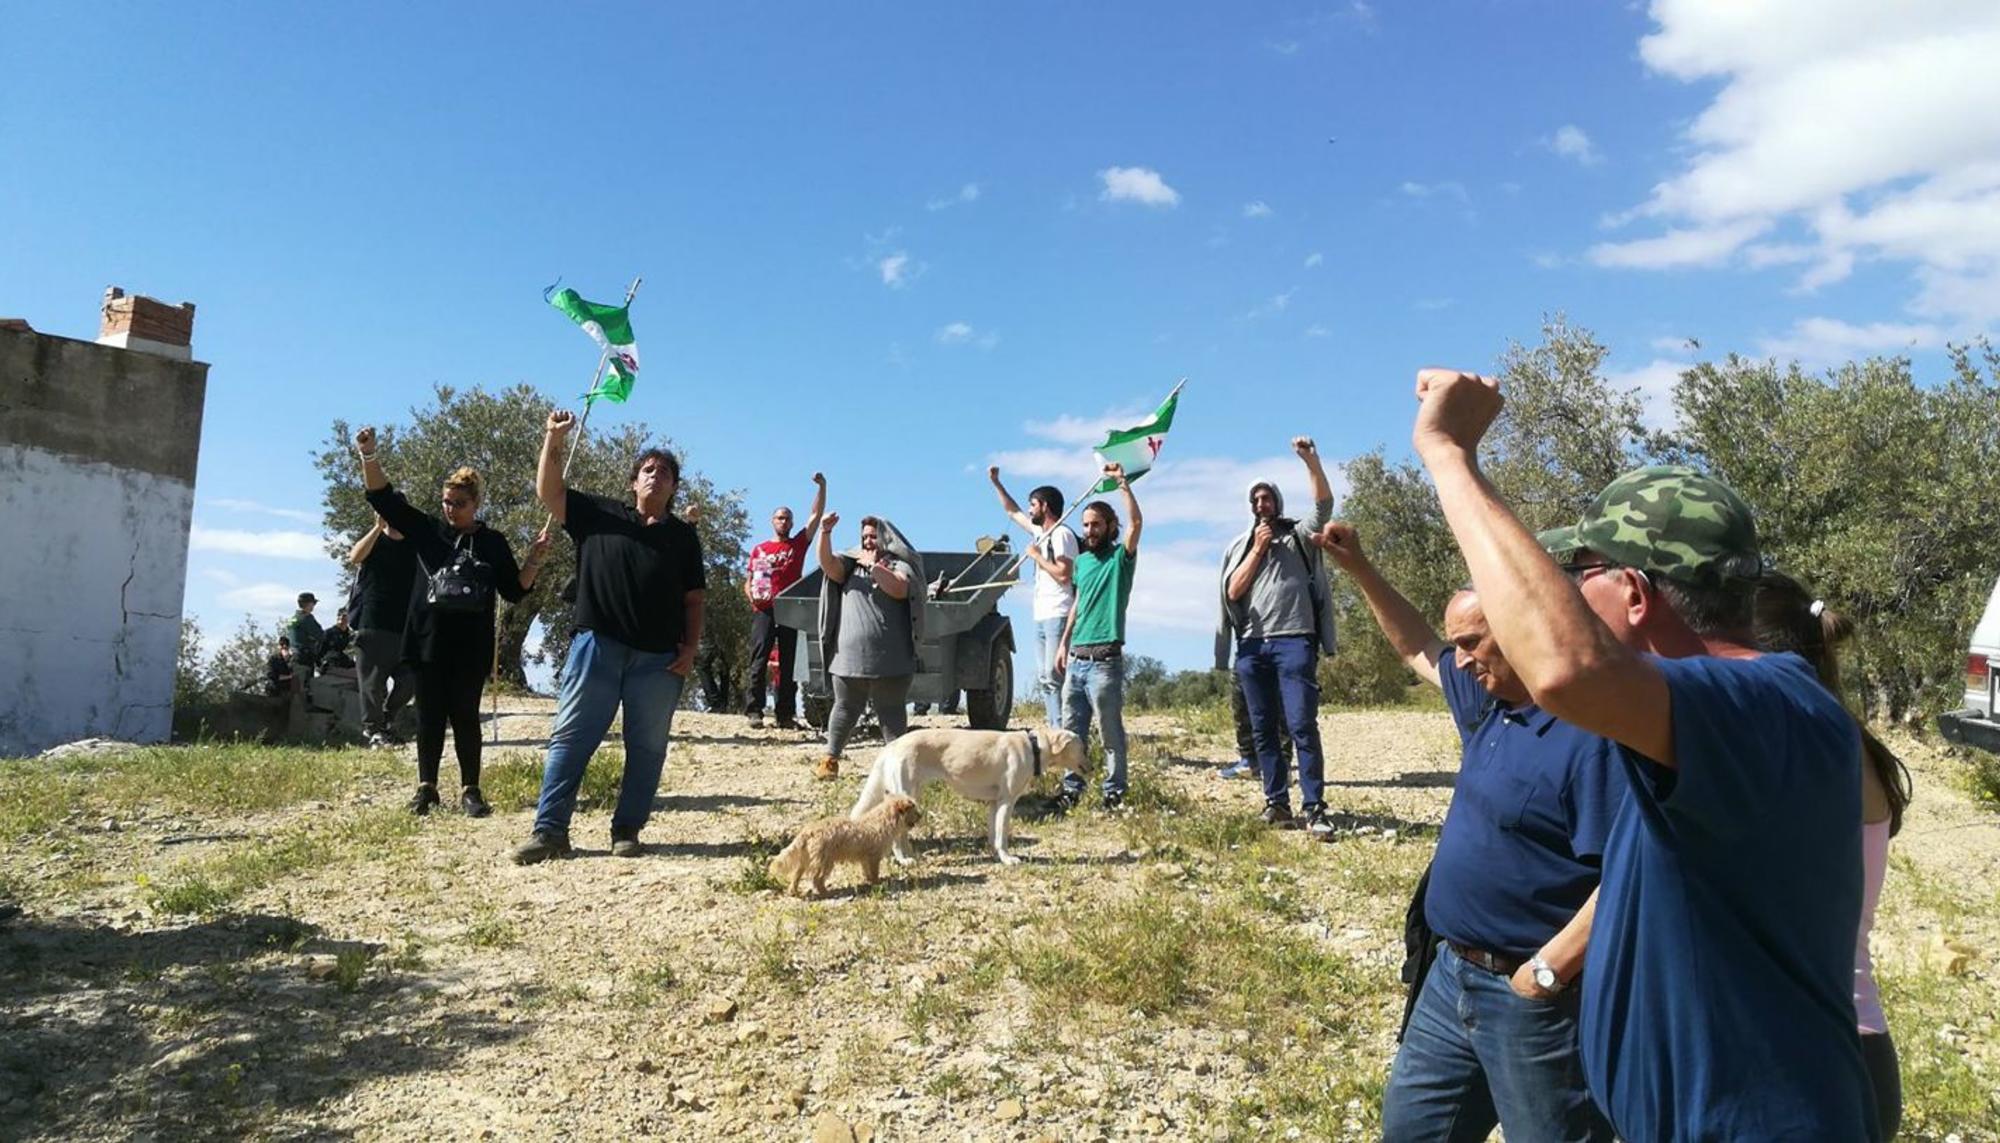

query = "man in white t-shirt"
(989, 466), (1079, 727)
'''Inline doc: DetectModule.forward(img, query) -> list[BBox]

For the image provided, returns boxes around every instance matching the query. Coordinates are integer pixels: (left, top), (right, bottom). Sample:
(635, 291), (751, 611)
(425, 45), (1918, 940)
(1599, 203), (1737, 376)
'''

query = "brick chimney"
(97, 286), (196, 361)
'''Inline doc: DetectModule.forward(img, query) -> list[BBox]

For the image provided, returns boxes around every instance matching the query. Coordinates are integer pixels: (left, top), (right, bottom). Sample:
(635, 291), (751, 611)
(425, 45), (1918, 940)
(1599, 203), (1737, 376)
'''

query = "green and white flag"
(1092, 381), (1184, 492)
(545, 285), (640, 403)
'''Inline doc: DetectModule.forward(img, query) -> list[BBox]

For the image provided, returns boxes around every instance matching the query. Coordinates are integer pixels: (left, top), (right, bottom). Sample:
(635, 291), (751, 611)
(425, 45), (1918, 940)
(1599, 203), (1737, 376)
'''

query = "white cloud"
(1756, 316), (1944, 366)
(1545, 124), (1603, 166)
(1304, 252), (1324, 268)
(1414, 297), (1456, 311)
(207, 498), (319, 524)
(1594, 2), (2000, 323)
(926, 182), (982, 211)
(1242, 200), (1274, 219)
(1587, 220), (1771, 269)
(1531, 251), (1566, 270)
(1099, 166), (1182, 208)
(190, 526), (328, 561)
(1020, 405), (1155, 448)
(1742, 243), (1816, 269)
(935, 321), (1000, 350)
(1304, 323), (1331, 339)
(1267, 39), (1302, 55)
(1650, 335), (1701, 353)
(1605, 359), (1692, 430)
(219, 581), (319, 615)
(1400, 180), (1469, 204)
(878, 252), (919, 288)
(1243, 288), (1299, 320)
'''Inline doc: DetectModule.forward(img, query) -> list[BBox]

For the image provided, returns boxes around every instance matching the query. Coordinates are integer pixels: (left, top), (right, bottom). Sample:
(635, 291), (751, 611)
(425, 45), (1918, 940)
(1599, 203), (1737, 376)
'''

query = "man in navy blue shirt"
(1322, 523), (1620, 1142)
(1411, 369), (1876, 1142)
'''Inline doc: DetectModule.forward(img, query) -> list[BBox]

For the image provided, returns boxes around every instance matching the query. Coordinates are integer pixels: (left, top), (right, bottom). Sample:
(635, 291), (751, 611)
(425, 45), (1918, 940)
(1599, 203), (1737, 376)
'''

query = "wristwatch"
(1529, 955), (1564, 994)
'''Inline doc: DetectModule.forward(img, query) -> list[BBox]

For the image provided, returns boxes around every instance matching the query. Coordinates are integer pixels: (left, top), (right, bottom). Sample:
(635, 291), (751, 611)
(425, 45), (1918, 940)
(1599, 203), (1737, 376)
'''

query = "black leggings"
(415, 656), (489, 789)
(1861, 1031), (1901, 1140)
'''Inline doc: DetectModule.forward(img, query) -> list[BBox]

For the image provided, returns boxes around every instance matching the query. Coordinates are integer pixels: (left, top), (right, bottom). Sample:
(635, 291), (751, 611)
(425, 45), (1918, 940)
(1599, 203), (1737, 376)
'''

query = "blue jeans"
(1035, 616), (1067, 727)
(1061, 657), (1127, 798)
(534, 630), (686, 837)
(1382, 943), (1612, 1143)
(1234, 635), (1325, 810)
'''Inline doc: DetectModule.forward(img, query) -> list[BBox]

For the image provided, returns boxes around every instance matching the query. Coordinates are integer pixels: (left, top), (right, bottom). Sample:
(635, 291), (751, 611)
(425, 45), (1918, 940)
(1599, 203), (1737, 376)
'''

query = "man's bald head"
(1442, 589), (1529, 704)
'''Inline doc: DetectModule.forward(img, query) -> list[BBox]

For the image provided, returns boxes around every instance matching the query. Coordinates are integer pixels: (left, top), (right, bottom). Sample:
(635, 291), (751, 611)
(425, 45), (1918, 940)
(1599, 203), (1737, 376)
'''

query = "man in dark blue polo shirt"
(1321, 522), (1621, 1142)
(1412, 369), (1876, 1141)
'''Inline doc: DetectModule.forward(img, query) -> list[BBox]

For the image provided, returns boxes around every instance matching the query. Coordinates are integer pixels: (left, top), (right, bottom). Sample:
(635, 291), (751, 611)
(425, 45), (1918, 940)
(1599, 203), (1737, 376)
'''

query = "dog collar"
(1025, 729), (1042, 777)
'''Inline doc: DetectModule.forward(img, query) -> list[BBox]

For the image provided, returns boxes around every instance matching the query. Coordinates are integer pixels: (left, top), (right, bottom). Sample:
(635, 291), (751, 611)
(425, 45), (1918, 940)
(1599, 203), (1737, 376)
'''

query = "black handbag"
(423, 532), (494, 614)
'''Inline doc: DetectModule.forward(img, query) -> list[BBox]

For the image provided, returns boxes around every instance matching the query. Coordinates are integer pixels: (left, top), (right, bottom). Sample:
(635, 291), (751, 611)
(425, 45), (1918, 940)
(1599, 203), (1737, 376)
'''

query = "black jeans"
(742, 609), (799, 722)
(1230, 668), (1291, 764)
(1860, 1031), (1901, 1140)
(415, 655), (488, 789)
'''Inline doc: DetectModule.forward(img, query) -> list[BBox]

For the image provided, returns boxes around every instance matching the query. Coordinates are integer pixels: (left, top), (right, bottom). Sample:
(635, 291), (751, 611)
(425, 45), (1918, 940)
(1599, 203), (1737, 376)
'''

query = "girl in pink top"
(1756, 571), (1914, 1140)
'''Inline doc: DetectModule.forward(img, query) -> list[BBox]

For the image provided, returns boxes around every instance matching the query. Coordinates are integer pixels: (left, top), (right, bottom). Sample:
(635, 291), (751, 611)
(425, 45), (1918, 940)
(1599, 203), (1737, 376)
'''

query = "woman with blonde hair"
(353, 426), (548, 816)
(1755, 569), (1913, 1140)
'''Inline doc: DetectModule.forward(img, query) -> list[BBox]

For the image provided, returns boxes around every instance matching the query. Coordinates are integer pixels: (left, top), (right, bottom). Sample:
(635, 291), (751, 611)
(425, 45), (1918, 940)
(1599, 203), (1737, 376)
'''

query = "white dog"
(849, 727), (1087, 865)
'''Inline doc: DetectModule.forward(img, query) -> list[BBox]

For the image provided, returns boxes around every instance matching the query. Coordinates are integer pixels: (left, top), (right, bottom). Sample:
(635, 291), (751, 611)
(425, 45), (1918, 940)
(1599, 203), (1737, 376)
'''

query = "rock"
(704, 997), (739, 1024)
(591, 1048), (616, 1062)
(1142, 1117), (1166, 1135)
(634, 1059), (659, 1075)
(719, 1079), (750, 1098)
(734, 1021), (767, 1043)
(995, 1098), (1025, 1123)
(100, 818), (121, 833)
(37, 738), (141, 761)
(304, 957), (340, 982)
(809, 1111), (855, 1143)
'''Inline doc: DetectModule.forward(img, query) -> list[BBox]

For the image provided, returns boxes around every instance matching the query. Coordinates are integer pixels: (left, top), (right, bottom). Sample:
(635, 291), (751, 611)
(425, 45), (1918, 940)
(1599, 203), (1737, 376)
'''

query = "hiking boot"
(408, 783), (440, 816)
(813, 756), (839, 782)
(461, 786), (492, 818)
(1302, 803), (1335, 840)
(1100, 791), (1126, 813)
(510, 830), (573, 865)
(1261, 801), (1296, 829)
(611, 828), (644, 858)
(747, 711), (765, 729)
(1219, 759), (1256, 780)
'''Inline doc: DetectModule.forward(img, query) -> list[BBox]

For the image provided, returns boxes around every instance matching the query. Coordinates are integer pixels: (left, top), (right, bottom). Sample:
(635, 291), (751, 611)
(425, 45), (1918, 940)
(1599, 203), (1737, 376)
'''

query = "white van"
(1937, 572), (2000, 754)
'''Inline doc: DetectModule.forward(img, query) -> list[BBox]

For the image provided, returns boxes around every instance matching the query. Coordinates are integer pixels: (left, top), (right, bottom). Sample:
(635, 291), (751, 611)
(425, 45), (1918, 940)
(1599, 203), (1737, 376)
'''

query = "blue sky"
(6, 1), (1995, 680)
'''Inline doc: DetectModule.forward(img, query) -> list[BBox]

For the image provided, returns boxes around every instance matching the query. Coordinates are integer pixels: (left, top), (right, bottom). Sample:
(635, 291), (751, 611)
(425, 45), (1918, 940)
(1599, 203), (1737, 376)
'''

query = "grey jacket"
(818, 517), (926, 667)
(1213, 481), (1337, 668)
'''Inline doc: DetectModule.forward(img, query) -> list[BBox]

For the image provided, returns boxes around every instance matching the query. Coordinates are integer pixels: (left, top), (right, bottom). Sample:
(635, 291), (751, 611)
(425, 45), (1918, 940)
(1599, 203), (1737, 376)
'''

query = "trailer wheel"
(803, 695), (832, 731)
(964, 643), (1014, 730)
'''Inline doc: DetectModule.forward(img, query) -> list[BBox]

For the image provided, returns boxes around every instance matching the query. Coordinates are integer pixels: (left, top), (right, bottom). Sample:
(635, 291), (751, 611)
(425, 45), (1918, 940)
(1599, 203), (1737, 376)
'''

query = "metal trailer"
(772, 538), (1018, 732)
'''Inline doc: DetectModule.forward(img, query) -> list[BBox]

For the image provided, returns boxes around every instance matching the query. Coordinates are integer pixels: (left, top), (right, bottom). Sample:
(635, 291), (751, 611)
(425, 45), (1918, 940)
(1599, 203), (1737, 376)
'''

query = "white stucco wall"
(0, 444), (195, 756)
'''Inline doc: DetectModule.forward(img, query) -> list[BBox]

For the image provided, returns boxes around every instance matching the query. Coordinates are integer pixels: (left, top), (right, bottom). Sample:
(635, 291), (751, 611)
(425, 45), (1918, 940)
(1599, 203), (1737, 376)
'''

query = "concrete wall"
(0, 327), (208, 756)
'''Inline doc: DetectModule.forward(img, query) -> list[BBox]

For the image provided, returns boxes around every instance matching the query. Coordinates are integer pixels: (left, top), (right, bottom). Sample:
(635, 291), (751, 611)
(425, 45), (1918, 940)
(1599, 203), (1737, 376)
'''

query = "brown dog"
(768, 795), (923, 897)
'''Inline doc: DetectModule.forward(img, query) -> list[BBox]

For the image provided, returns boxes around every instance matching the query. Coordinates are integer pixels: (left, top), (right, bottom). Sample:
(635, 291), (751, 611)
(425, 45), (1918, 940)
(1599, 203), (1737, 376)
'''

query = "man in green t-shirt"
(1053, 463), (1144, 811)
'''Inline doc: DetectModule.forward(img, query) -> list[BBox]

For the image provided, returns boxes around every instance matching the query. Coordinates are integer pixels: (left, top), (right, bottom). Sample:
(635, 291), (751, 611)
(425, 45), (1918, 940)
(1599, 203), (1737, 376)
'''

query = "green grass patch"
(462, 909), (520, 949)
(1878, 963), (2000, 1135)
(140, 806), (418, 916)
(480, 747), (626, 813)
(0, 744), (400, 842)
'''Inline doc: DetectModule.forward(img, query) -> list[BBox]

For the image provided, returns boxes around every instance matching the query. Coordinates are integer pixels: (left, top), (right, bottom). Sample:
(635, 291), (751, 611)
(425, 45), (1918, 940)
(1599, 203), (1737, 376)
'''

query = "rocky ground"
(1, 700), (1995, 1141)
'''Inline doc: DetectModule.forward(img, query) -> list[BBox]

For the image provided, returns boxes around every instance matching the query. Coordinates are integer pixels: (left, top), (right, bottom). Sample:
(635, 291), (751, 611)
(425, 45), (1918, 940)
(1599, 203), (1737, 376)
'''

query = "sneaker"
(1100, 791), (1126, 812)
(1219, 759), (1257, 780)
(611, 828), (644, 859)
(461, 786), (492, 818)
(1302, 803), (1335, 840)
(1261, 802), (1296, 829)
(747, 711), (765, 729)
(408, 783), (440, 816)
(510, 830), (573, 865)
(813, 756), (840, 782)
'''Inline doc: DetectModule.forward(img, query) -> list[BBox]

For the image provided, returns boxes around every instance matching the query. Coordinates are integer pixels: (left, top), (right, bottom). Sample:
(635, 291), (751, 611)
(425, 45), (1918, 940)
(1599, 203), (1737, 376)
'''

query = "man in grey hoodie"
(1215, 437), (1339, 836)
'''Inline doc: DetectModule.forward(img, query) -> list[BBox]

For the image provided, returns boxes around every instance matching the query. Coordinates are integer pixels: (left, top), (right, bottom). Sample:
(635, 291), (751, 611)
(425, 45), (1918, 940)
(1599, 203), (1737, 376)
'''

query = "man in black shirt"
(348, 514), (419, 747)
(514, 408), (708, 864)
(266, 637), (297, 696)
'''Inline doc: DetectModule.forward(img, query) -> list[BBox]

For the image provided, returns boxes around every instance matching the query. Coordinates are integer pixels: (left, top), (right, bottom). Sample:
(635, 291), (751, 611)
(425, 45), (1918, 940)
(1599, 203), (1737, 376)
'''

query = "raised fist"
(547, 409), (576, 436)
(811, 472), (826, 487)
(1292, 436), (1317, 459)
(821, 512), (840, 535)
(354, 426), (377, 453)
(1413, 369), (1503, 458)
(1318, 522), (1366, 570)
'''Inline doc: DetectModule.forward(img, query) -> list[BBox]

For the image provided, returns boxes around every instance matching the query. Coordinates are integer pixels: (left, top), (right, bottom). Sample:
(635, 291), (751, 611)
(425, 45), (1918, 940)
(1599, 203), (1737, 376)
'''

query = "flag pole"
(970, 378), (1184, 591)
(499, 274), (645, 743)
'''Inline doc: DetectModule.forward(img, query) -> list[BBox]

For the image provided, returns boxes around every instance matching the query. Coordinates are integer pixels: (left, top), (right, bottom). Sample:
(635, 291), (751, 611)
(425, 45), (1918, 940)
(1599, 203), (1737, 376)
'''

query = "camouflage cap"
(1536, 526), (1581, 560)
(1563, 465), (1761, 588)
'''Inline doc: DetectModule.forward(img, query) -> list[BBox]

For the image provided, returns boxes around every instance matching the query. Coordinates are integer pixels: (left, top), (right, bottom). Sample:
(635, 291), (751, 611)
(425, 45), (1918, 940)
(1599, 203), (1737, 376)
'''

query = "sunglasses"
(1557, 560), (1616, 580)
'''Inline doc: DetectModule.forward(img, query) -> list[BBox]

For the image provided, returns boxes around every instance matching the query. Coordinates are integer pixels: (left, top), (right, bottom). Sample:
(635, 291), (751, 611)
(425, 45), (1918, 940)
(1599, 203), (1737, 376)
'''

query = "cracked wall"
(0, 326), (208, 756)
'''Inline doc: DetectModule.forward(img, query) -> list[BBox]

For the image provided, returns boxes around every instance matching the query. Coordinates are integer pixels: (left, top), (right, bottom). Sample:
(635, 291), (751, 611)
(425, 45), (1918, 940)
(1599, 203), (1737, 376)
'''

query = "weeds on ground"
(480, 748), (626, 813)
(462, 909), (519, 949)
(140, 807), (419, 916)
(722, 834), (786, 895)
(0, 744), (399, 842)
(1879, 961), (2000, 1134)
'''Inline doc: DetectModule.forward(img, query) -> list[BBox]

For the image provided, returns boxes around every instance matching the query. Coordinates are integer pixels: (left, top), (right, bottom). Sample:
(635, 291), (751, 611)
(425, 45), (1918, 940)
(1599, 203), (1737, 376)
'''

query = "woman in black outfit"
(353, 426), (548, 816)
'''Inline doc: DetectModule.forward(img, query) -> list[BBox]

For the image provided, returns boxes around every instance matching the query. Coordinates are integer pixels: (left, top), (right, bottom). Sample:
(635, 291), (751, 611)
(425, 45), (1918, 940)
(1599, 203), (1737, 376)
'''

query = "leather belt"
(1070, 643), (1122, 662)
(1447, 941), (1526, 977)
